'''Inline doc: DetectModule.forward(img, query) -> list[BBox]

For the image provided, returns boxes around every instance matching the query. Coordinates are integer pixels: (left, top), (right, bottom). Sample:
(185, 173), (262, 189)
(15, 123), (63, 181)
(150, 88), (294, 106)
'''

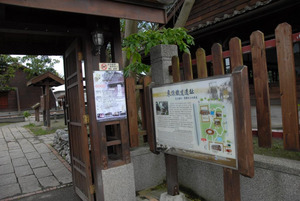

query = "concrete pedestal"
(102, 163), (136, 201)
(150, 44), (178, 85)
(160, 192), (186, 201)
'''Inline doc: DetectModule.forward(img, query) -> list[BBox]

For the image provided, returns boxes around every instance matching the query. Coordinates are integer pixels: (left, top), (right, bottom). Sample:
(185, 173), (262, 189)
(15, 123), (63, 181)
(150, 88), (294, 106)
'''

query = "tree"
(0, 55), (21, 91)
(20, 55), (60, 79)
(0, 55), (60, 91)
(122, 27), (194, 78)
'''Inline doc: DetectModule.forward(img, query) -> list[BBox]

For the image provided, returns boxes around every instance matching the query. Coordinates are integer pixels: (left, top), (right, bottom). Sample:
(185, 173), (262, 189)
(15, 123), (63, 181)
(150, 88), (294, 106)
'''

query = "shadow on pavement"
(17, 186), (81, 201)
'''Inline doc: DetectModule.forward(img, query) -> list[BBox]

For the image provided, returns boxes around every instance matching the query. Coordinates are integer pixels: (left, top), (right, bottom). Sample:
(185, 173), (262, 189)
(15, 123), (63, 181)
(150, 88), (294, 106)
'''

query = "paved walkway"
(0, 122), (72, 200)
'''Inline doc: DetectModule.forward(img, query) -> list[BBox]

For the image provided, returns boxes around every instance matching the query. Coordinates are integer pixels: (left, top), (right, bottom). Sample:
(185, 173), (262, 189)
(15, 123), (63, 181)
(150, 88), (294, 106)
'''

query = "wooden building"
(167, 0), (300, 101)
(0, 67), (56, 112)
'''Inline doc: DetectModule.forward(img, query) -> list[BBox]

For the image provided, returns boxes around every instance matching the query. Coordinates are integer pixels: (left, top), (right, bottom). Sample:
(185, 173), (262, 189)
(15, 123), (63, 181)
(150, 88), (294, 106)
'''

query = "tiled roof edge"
(188, 0), (273, 32)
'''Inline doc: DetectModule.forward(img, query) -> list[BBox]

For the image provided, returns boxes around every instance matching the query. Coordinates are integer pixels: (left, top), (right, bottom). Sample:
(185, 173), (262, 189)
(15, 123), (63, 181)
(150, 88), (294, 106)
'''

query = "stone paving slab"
(9, 150), (25, 159)
(51, 168), (72, 184)
(0, 145), (8, 151)
(0, 155), (11, 165)
(0, 173), (17, 186)
(33, 166), (52, 178)
(38, 176), (60, 188)
(25, 151), (41, 160)
(28, 158), (47, 169)
(19, 175), (42, 193)
(15, 165), (34, 178)
(0, 150), (9, 157)
(0, 122), (73, 200)
(34, 143), (51, 154)
(0, 183), (21, 199)
(0, 163), (14, 175)
(12, 157), (29, 167)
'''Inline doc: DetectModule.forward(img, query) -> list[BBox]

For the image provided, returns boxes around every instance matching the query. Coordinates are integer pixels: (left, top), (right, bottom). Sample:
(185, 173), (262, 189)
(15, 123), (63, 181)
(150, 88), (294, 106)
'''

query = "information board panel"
(93, 71), (127, 122)
(152, 75), (237, 169)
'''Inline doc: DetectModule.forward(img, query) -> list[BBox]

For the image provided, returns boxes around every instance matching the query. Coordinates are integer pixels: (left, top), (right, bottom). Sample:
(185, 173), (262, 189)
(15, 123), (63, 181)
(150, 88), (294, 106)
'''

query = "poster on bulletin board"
(93, 70), (127, 122)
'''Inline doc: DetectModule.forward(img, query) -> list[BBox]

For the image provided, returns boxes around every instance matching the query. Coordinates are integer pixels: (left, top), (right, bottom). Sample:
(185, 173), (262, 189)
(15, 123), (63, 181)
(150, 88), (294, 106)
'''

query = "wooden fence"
(126, 22), (300, 151)
(125, 76), (152, 148)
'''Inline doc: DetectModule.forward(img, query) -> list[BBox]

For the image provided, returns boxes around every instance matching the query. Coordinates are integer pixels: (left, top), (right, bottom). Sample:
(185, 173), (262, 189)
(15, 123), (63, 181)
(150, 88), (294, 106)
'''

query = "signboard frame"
(151, 74), (238, 170)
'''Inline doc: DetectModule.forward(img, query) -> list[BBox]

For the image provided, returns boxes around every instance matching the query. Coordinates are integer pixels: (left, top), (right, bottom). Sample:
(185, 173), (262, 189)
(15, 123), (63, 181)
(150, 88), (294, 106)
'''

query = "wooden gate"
(65, 39), (93, 201)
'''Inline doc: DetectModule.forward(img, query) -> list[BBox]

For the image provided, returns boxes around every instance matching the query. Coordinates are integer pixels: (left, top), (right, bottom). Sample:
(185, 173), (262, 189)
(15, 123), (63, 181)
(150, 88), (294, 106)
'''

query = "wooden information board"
(152, 75), (238, 169)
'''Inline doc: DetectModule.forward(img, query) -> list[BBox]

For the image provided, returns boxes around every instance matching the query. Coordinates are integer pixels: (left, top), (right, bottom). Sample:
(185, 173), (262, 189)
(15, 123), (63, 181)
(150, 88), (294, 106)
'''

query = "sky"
(50, 56), (64, 77)
(50, 56), (65, 92)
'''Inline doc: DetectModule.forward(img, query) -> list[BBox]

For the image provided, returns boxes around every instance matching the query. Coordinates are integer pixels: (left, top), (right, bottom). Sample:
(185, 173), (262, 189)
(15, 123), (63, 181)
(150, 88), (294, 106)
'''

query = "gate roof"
(27, 72), (64, 87)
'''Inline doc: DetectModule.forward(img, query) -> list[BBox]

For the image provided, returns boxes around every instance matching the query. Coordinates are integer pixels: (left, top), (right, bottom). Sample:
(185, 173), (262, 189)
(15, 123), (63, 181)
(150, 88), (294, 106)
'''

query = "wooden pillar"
(83, 33), (105, 201)
(45, 81), (50, 128)
(42, 86), (47, 126)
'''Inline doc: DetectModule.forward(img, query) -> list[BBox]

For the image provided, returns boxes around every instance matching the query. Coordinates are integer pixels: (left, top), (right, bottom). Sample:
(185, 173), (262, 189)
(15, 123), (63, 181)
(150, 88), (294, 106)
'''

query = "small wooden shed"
(27, 72), (64, 128)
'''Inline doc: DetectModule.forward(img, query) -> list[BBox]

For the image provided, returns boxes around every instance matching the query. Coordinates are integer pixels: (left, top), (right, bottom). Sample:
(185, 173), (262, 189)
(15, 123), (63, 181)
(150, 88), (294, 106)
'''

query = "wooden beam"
(0, 0), (167, 24)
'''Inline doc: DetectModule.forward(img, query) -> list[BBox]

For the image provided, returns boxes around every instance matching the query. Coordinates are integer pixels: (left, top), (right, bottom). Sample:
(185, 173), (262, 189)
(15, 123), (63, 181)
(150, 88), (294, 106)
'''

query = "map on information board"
(152, 75), (237, 169)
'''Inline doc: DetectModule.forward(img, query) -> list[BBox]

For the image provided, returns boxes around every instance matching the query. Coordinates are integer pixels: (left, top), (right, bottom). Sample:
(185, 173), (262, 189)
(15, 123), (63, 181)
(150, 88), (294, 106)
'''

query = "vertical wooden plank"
(223, 168), (241, 201)
(230, 38), (254, 177)
(125, 77), (139, 148)
(182, 53), (193, 80)
(213, 40), (241, 201)
(196, 48), (208, 78)
(164, 53), (182, 196)
(139, 76), (152, 142)
(145, 83), (156, 153)
(120, 119), (131, 163)
(99, 122), (108, 170)
(165, 154), (179, 196)
(111, 17), (123, 69)
(82, 34), (105, 201)
(172, 56), (181, 82)
(250, 31), (272, 148)
(275, 23), (300, 151)
(45, 83), (50, 128)
(232, 66), (254, 178)
(211, 43), (225, 75)
(229, 37), (243, 71)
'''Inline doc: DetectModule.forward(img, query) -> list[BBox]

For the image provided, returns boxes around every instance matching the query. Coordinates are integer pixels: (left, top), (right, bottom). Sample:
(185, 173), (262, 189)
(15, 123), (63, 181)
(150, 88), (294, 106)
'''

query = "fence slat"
(125, 77), (139, 148)
(275, 23), (300, 151)
(183, 53), (193, 80)
(196, 48), (208, 78)
(229, 37), (243, 72)
(232, 66), (255, 178)
(250, 31), (272, 148)
(211, 43), (225, 75)
(139, 76), (152, 142)
(145, 83), (156, 153)
(172, 56), (181, 82)
(212, 40), (241, 201)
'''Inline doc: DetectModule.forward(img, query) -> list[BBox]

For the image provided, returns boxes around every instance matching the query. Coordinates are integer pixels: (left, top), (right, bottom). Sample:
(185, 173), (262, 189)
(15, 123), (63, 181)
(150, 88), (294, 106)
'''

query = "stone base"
(102, 163), (136, 201)
(160, 192), (186, 201)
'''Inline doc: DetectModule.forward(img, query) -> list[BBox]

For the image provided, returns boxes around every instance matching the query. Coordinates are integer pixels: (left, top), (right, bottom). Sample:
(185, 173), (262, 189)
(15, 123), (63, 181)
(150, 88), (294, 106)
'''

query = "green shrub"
(23, 111), (31, 118)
